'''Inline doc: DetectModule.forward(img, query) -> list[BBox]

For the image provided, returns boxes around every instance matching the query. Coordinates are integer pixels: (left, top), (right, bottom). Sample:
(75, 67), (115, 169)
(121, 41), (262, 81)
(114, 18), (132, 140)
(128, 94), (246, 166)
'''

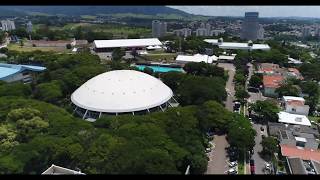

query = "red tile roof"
(280, 145), (320, 162)
(263, 75), (284, 88)
(287, 100), (305, 106)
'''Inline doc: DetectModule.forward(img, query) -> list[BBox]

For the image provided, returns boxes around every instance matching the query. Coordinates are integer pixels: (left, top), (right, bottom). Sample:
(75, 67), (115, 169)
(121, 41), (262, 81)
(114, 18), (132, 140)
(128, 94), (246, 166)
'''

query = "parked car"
(250, 159), (255, 174)
(205, 147), (212, 153)
(228, 161), (238, 168)
(260, 126), (264, 131)
(226, 168), (237, 174)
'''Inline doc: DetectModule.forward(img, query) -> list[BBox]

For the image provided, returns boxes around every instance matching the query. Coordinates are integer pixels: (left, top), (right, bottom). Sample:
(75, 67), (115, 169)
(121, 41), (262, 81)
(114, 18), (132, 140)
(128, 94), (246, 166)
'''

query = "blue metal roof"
(0, 63), (46, 80)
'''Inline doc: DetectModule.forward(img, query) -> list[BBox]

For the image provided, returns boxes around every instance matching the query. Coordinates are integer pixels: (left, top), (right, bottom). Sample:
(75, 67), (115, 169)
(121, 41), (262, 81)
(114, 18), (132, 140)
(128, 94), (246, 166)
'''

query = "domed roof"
(71, 70), (173, 113)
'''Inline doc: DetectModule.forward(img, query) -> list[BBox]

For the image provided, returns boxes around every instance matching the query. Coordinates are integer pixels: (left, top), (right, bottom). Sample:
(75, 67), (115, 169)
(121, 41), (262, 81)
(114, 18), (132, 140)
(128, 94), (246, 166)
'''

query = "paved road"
(251, 123), (268, 174)
(205, 63), (235, 174)
(205, 135), (229, 174)
(218, 63), (236, 111)
(246, 63), (269, 174)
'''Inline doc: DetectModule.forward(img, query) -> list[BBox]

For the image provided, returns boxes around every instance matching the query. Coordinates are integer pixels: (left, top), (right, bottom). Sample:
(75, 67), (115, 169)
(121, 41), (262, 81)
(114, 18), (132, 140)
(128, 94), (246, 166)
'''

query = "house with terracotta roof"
(286, 68), (303, 80)
(262, 75), (284, 97)
(282, 96), (310, 116)
(281, 145), (320, 174)
(256, 63), (281, 75)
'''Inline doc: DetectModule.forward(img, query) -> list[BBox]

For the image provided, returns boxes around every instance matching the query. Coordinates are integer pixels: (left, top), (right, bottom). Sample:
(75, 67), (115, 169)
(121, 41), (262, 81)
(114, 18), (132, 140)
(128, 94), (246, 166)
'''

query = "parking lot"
(205, 135), (229, 174)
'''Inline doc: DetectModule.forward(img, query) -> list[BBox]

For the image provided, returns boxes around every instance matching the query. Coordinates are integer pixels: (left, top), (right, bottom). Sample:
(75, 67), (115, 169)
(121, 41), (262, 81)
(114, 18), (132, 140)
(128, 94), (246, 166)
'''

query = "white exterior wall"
(285, 104), (310, 116)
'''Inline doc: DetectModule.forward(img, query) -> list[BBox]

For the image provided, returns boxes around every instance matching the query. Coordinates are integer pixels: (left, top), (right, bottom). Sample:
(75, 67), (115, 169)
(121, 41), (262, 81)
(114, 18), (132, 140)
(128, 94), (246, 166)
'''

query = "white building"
(152, 20), (167, 38)
(204, 39), (270, 51)
(282, 96), (310, 116)
(26, 21), (32, 33)
(258, 25), (264, 40)
(210, 29), (225, 36)
(42, 164), (85, 175)
(93, 38), (162, 52)
(71, 70), (178, 121)
(205, 23), (211, 36)
(278, 111), (312, 126)
(173, 28), (192, 37)
(176, 54), (218, 64)
(196, 28), (207, 37)
(1, 19), (15, 31)
(302, 27), (311, 38)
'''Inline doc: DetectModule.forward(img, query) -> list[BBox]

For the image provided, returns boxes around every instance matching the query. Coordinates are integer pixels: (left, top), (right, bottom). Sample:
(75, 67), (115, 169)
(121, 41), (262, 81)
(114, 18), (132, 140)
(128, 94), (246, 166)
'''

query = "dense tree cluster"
(250, 100), (280, 123)
(161, 72), (227, 106)
(183, 62), (225, 78)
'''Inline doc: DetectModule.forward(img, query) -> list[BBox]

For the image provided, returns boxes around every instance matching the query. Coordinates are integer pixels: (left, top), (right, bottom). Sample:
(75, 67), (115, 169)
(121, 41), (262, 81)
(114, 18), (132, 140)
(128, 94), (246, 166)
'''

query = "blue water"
(135, 65), (183, 73)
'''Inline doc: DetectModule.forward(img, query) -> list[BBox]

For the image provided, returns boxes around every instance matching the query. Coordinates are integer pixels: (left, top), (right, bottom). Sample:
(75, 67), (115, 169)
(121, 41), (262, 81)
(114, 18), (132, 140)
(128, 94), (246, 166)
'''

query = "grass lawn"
(7, 43), (70, 53)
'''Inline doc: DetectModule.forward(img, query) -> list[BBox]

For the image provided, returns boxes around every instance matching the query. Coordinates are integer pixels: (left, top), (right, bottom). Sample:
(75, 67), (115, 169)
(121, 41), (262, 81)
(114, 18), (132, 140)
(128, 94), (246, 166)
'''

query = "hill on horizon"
(0, 6), (190, 17)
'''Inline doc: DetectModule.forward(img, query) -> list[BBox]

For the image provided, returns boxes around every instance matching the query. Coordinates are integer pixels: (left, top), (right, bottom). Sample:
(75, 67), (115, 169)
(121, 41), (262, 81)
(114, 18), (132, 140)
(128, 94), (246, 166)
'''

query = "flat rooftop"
(93, 38), (162, 49)
(278, 111), (311, 126)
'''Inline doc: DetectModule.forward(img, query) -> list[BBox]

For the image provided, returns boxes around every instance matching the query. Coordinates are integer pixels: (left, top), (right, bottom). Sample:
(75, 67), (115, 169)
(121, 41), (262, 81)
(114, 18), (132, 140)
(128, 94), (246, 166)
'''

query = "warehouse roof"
(93, 38), (162, 49)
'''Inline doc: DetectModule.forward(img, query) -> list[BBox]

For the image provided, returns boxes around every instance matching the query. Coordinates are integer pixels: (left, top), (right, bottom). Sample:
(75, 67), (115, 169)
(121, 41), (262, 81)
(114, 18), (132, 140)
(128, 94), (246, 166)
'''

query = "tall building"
(257, 25), (265, 40)
(302, 27), (311, 38)
(152, 20), (167, 38)
(205, 23), (211, 36)
(196, 28), (207, 36)
(26, 21), (33, 33)
(173, 28), (192, 38)
(1, 20), (15, 31)
(315, 26), (320, 37)
(200, 22), (205, 29)
(240, 12), (260, 40)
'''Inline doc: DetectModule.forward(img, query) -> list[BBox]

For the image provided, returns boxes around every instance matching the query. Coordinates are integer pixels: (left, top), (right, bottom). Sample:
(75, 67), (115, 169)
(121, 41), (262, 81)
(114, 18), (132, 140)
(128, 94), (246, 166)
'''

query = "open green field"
(33, 23), (151, 37)
(7, 43), (70, 53)
(80, 15), (97, 20)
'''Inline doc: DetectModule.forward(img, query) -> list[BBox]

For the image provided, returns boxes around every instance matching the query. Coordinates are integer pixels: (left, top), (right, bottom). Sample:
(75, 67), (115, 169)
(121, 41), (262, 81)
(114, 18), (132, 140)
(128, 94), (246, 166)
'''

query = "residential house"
(282, 96), (310, 116)
(262, 75), (284, 97)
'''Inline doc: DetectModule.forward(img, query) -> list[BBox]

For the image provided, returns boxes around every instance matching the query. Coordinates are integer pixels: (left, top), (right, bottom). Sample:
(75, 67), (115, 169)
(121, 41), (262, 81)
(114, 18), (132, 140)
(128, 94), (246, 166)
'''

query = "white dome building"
(71, 70), (178, 121)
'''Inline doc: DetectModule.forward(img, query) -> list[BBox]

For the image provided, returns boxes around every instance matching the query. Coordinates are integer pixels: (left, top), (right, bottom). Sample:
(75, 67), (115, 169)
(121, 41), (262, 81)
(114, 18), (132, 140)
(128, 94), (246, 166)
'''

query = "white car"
(226, 168), (237, 174)
(228, 161), (238, 167)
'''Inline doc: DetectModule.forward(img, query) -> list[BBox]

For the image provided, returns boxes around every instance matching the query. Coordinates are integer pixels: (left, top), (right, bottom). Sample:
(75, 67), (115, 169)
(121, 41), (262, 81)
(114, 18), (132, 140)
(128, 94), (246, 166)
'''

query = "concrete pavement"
(205, 135), (229, 174)
(251, 123), (268, 174)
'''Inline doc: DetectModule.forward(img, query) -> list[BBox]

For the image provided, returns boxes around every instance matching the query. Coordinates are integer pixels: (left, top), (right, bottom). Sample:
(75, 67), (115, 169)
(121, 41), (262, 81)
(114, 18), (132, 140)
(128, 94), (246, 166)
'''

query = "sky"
(169, 6), (320, 18)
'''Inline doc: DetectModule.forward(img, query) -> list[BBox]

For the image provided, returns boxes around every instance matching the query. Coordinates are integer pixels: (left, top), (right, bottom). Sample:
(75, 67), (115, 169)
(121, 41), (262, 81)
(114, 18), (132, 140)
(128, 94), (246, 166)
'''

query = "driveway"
(218, 63), (235, 111)
(205, 135), (229, 174)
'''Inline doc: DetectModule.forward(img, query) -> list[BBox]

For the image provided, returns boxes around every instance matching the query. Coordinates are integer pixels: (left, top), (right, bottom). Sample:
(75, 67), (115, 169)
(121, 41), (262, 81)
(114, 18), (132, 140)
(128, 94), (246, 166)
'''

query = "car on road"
(205, 147), (212, 153)
(260, 126), (264, 131)
(226, 168), (237, 174)
(250, 159), (255, 174)
(228, 161), (238, 168)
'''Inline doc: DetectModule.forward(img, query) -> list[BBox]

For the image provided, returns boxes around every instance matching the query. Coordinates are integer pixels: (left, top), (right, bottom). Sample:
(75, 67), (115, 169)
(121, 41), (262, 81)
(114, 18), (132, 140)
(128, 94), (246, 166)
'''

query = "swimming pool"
(134, 65), (184, 73)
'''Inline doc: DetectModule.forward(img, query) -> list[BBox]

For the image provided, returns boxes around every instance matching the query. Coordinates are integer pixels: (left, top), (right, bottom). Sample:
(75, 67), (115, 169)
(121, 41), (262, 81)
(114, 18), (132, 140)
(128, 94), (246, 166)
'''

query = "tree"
(235, 86), (250, 102)
(161, 71), (185, 91)
(127, 33), (140, 39)
(112, 48), (125, 61)
(183, 62), (224, 77)
(197, 100), (233, 133)
(275, 83), (300, 97)
(0, 47), (8, 54)
(251, 100), (280, 123)
(249, 74), (263, 88)
(19, 40), (24, 48)
(227, 115), (256, 152)
(34, 80), (63, 104)
(176, 76), (227, 106)
(261, 137), (278, 157)
(143, 67), (154, 75)
(0, 82), (32, 97)
(66, 44), (72, 49)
